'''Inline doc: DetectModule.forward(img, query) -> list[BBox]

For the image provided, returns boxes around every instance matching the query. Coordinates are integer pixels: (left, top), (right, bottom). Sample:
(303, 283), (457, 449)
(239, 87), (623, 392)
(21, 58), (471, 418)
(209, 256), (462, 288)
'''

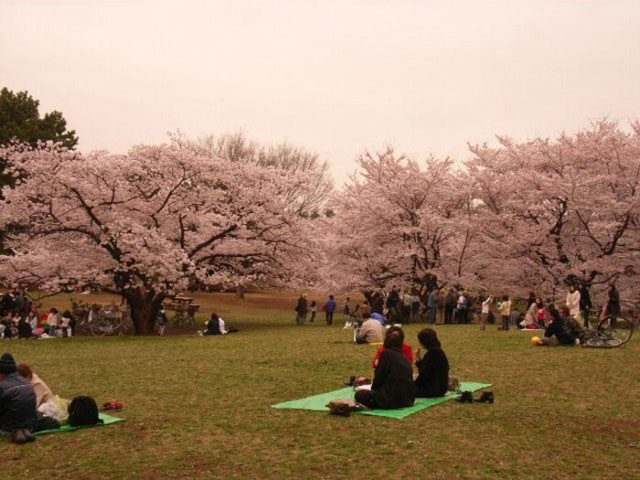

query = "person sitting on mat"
(372, 326), (413, 368)
(17, 363), (53, 407)
(414, 328), (450, 398)
(0, 353), (37, 444)
(355, 313), (385, 344)
(355, 329), (415, 409)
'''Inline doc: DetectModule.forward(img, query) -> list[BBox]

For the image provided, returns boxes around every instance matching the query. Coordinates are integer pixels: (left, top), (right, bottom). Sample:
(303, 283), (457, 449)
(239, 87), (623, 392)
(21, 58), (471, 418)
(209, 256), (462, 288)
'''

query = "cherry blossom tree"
(325, 147), (482, 298)
(0, 141), (317, 333)
(466, 120), (640, 306)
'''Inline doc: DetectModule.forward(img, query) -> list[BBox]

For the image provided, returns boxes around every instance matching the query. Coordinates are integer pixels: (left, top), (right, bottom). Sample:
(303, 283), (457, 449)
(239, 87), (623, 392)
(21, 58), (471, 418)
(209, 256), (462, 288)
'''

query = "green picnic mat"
(272, 382), (492, 419)
(34, 413), (125, 436)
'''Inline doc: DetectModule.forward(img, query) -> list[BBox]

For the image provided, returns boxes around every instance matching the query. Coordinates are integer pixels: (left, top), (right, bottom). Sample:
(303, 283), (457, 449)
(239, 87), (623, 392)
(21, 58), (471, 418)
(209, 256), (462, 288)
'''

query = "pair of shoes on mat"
(11, 429), (35, 444)
(102, 401), (123, 411)
(457, 391), (494, 404)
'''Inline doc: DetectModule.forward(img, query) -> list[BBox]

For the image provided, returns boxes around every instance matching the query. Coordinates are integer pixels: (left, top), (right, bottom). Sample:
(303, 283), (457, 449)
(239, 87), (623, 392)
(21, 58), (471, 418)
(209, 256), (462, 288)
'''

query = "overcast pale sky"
(2, 0), (639, 182)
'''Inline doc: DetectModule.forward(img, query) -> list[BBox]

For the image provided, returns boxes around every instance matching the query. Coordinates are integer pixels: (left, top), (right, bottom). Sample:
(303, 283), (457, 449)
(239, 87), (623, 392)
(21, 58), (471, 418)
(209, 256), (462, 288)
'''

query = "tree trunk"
(124, 288), (165, 335)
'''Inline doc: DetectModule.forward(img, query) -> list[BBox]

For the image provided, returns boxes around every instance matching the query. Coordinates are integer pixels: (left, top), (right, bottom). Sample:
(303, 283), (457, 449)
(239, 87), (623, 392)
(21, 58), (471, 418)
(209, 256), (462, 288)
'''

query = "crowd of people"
(1, 286), (77, 340)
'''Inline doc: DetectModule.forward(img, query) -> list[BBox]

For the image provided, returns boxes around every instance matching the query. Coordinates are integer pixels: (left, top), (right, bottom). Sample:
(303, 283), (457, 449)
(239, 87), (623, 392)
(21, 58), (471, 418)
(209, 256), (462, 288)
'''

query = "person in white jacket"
(565, 285), (581, 319)
(480, 296), (494, 330)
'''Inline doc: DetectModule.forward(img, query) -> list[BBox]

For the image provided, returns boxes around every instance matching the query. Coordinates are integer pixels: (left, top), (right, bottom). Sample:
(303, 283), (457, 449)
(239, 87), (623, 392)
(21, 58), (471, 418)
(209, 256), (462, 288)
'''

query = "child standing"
(498, 295), (512, 330)
(310, 300), (317, 323)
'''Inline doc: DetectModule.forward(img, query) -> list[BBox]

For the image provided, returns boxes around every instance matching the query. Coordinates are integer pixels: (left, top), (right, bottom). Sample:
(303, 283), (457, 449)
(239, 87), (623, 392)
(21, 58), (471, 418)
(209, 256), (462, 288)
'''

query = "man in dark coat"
(0, 353), (37, 444)
(354, 330), (415, 409)
(295, 293), (308, 326)
(579, 282), (593, 328)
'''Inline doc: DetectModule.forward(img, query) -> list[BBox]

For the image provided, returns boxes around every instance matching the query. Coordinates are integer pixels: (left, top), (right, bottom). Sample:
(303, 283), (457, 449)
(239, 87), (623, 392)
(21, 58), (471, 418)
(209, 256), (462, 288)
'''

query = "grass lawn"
(2, 291), (639, 479)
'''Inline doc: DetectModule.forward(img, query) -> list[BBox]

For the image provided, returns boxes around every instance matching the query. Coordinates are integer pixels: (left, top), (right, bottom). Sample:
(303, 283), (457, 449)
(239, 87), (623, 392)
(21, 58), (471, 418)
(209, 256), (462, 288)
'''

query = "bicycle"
(579, 309), (634, 348)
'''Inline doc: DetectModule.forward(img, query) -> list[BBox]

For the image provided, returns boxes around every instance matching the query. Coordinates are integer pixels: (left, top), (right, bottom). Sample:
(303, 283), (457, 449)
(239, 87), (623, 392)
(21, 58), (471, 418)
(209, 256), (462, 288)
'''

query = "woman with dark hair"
(354, 328), (415, 409)
(414, 328), (449, 398)
(203, 313), (226, 335)
(372, 325), (413, 367)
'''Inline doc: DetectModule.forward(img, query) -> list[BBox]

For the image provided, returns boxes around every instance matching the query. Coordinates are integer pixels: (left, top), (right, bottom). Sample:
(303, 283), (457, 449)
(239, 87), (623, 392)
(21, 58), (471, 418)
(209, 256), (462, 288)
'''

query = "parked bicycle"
(579, 310), (634, 348)
(70, 299), (124, 336)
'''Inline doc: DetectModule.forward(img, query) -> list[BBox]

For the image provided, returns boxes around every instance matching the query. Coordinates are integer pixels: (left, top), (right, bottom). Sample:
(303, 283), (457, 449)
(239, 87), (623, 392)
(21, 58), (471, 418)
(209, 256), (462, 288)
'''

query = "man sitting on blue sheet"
(0, 353), (37, 444)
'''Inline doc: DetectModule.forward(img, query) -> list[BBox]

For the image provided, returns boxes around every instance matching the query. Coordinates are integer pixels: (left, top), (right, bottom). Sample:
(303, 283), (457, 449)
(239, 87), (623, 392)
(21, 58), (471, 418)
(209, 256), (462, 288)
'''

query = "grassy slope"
(2, 292), (639, 480)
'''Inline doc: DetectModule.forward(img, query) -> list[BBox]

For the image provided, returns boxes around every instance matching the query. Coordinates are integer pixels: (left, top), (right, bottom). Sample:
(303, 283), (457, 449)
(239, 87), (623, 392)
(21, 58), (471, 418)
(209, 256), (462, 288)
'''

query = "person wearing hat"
(0, 353), (37, 444)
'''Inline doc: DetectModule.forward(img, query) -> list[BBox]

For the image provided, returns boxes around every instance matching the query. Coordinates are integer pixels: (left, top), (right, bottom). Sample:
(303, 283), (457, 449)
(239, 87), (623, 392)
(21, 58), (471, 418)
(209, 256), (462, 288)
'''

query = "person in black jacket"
(579, 282), (593, 328)
(354, 329), (415, 409)
(0, 353), (37, 443)
(414, 328), (450, 398)
(540, 308), (577, 346)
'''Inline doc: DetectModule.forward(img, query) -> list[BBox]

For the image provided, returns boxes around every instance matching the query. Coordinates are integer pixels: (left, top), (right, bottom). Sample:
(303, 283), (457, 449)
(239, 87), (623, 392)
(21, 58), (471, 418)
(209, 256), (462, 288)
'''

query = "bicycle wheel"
(591, 315), (634, 347)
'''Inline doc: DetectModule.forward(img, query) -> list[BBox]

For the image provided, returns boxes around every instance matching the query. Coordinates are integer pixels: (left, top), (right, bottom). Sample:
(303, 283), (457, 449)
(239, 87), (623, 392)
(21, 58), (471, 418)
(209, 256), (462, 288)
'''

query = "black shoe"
(22, 429), (36, 442)
(457, 391), (473, 403)
(11, 429), (27, 444)
(475, 391), (494, 404)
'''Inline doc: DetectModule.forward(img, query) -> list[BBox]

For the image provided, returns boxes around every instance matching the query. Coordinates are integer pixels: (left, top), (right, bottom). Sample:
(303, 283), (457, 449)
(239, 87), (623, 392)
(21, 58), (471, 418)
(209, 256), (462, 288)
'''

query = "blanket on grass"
(272, 381), (491, 419)
(34, 413), (125, 436)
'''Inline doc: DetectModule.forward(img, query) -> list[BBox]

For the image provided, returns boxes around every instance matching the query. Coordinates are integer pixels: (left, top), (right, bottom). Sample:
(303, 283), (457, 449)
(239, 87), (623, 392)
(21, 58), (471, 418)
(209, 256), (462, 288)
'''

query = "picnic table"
(163, 296), (200, 328)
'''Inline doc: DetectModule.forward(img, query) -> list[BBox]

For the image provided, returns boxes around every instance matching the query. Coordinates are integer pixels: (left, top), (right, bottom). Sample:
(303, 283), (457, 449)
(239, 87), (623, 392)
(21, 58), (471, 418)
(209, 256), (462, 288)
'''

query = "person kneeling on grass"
(0, 353), (36, 444)
(354, 329), (415, 409)
(355, 313), (385, 344)
(414, 328), (449, 398)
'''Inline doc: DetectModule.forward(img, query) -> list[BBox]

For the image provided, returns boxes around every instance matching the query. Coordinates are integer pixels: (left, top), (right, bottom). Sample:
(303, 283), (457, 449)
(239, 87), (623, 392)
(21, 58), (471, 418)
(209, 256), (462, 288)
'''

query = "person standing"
(436, 290), (446, 325)
(295, 294), (308, 326)
(324, 295), (337, 325)
(579, 282), (593, 328)
(426, 289), (438, 325)
(385, 287), (400, 323)
(526, 292), (536, 311)
(480, 296), (494, 330)
(498, 295), (512, 330)
(156, 308), (169, 336)
(565, 285), (581, 321)
(456, 292), (468, 324)
(371, 291), (384, 315)
(605, 284), (620, 329)
(444, 289), (456, 324)
(309, 300), (317, 323)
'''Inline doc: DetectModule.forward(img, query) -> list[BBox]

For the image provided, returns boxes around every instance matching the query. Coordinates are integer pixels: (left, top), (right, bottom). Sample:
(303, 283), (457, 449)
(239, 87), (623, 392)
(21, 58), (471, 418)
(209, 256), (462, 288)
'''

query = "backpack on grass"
(68, 396), (104, 427)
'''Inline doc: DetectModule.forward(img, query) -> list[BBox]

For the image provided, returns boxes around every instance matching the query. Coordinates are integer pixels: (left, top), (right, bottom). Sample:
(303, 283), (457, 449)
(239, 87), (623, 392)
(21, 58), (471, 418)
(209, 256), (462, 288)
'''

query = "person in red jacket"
(372, 326), (413, 368)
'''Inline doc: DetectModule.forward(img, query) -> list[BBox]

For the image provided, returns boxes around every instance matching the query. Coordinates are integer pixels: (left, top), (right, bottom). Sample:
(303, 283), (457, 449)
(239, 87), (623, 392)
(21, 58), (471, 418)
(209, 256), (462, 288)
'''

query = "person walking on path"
(324, 295), (337, 325)
(295, 294), (308, 326)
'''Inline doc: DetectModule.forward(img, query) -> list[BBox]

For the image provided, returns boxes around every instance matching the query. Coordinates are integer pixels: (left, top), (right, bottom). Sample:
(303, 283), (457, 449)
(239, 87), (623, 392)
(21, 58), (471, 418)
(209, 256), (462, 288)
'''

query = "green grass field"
(2, 292), (639, 479)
